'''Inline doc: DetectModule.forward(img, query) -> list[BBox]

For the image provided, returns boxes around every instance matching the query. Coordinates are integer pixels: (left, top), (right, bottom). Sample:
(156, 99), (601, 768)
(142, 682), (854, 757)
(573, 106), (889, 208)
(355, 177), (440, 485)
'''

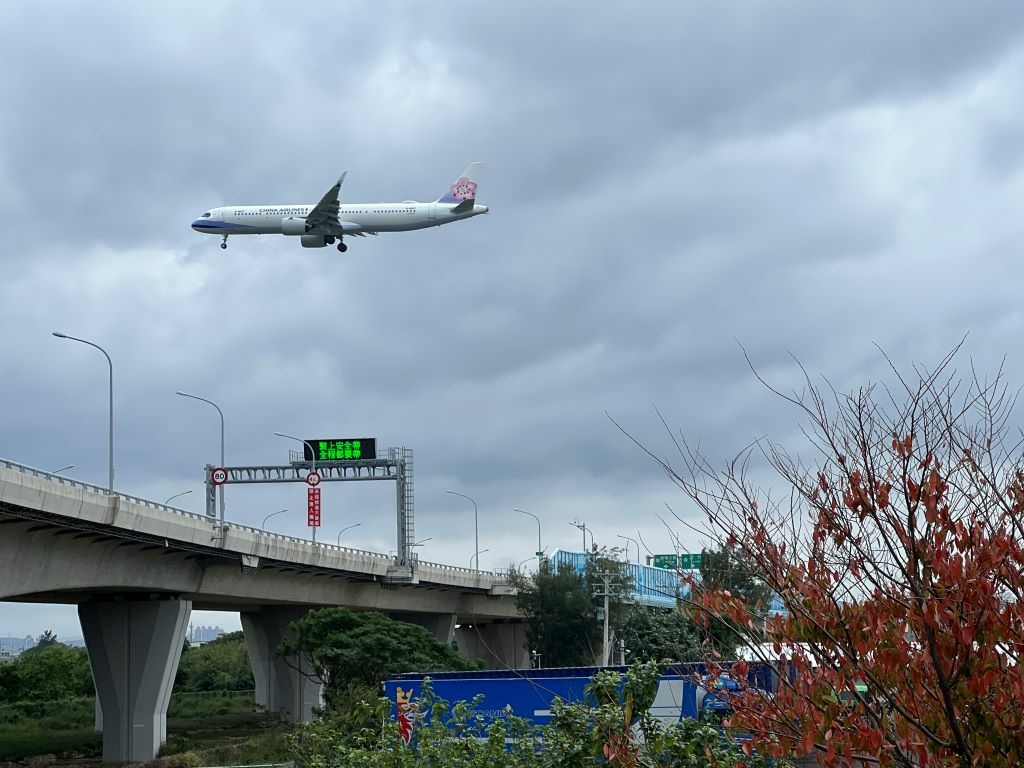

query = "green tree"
(277, 608), (478, 713)
(175, 630), (255, 692)
(21, 630), (59, 656)
(513, 548), (633, 667)
(619, 607), (702, 663)
(513, 558), (599, 667)
(1, 644), (94, 700)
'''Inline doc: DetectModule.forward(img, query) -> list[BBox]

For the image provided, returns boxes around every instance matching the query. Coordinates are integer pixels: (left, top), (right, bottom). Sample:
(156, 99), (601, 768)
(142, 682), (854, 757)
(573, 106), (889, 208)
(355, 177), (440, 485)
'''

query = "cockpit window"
(202, 212), (212, 218)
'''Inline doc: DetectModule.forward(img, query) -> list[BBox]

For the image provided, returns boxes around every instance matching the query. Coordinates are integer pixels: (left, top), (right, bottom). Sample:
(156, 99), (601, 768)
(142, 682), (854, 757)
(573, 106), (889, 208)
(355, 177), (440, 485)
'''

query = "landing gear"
(325, 236), (336, 245)
(337, 241), (348, 253)
(220, 235), (228, 250)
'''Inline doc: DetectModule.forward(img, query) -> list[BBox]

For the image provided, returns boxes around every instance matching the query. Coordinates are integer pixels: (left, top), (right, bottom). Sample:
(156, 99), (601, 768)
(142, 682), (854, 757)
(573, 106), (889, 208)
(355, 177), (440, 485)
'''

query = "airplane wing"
(305, 172), (347, 232)
(339, 221), (377, 236)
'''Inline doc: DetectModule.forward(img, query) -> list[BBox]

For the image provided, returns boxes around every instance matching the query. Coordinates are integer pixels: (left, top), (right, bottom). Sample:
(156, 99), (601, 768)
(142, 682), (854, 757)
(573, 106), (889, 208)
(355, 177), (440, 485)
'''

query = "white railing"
(0, 457), (387, 558)
(0, 456), (506, 582)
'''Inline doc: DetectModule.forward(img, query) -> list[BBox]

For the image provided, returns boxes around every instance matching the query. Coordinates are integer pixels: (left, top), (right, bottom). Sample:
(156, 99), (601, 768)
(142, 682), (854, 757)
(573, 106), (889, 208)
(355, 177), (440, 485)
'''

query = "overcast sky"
(4, 1), (1024, 639)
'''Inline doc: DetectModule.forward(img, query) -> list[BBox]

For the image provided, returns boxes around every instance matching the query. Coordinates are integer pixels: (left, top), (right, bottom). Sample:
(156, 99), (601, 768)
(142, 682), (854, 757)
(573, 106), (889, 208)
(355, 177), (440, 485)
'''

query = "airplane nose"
(191, 219), (203, 231)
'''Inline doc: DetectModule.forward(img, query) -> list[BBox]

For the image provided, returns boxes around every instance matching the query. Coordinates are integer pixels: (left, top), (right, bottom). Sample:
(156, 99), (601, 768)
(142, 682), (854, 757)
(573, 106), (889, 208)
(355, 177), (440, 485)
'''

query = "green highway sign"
(303, 438), (377, 462)
(653, 553), (702, 570)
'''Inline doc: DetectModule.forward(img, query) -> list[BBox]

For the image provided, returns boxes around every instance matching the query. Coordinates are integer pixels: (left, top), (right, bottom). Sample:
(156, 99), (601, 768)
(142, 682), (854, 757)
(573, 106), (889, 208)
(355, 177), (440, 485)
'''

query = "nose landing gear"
(220, 235), (229, 250)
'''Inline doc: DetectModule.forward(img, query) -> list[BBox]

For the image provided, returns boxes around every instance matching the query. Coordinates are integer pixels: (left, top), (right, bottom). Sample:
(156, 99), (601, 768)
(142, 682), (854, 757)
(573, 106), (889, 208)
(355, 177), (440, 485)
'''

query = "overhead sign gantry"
(204, 442), (417, 583)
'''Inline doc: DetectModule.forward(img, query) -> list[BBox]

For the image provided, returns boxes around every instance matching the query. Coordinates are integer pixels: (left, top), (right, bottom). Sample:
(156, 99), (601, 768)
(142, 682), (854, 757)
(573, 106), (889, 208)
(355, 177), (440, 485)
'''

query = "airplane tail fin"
(437, 162), (483, 206)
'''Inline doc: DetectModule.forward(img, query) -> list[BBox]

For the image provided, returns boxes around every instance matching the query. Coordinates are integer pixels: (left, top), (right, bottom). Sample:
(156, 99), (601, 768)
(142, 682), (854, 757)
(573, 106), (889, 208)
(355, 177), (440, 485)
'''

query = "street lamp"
(514, 508), (543, 556)
(336, 522), (362, 546)
(617, 534), (639, 564)
(471, 549), (490, 569)
(262, 508), (288, 529)
(571, 519), (593, 552)
(446, 490), (478, 574)
(176, 391), (226, 524)
(165, 490), (193, 506)
(52, 332), (113, 492)
(410, 537), (432, 548)
(274, 432), (318, 542)
(50, 465), (75, 475)
(517, 555), (536, 570)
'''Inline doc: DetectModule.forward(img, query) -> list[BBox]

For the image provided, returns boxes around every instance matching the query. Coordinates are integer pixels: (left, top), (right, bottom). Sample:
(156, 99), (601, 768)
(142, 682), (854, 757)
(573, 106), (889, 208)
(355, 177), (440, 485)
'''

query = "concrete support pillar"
(241, 607), (322, 723)
(455, 622), (530, 669)
(78, 598), (191, 763)
(391, 612), (457, 646)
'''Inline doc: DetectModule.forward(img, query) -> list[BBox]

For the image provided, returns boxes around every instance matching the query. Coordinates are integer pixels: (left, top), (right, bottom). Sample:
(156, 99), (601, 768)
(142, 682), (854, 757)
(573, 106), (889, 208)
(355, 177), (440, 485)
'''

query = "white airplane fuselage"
(194, 201), (488, 237)
(191, 163), (487, 251)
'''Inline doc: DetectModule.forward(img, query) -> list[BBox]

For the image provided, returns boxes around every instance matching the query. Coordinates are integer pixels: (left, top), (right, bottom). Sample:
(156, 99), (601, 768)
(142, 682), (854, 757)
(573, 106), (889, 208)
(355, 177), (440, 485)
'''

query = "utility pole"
(593, 571), (621, 666)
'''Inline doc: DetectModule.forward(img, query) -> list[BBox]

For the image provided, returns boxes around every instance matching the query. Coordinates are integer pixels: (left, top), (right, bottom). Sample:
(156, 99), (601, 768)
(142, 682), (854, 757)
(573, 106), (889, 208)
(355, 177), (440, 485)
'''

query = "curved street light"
(617, 534), (639, 564)
(446, 490), (479, 572)
(336, 522), (362, 546)
(261, 508), (288, 530)
(52, 332), (113, 492)
(514, 508), (542, 556)
(165, 490), (193, 506)
(471, 548), (490, 569)
(571, 519), (593, 552)
(50, 465), (75, 475)
(176, 391), (226, 523)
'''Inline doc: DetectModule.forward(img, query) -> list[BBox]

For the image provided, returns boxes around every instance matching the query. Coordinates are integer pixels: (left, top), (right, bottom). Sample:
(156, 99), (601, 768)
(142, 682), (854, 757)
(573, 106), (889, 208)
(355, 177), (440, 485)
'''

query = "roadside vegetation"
(0, 632), (280, 763)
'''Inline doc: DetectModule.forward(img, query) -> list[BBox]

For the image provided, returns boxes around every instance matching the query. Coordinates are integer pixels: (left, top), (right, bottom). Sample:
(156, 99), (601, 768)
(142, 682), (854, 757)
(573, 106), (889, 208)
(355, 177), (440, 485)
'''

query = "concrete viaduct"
(0, 459), (525, 762)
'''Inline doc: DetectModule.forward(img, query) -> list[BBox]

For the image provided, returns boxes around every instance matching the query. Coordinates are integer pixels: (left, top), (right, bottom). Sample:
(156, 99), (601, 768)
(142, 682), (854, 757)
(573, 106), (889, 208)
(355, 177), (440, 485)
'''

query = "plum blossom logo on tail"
(450, 177), (478, 201)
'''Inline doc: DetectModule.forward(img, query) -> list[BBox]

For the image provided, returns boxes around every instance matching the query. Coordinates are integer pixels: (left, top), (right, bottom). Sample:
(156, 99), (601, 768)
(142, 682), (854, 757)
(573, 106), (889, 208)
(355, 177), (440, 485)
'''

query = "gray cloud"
(5, 2), (1024, 635)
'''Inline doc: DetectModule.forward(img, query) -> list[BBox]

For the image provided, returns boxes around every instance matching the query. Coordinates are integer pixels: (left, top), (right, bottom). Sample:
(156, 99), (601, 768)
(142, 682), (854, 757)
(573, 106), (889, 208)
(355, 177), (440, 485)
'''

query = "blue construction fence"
(549, 549), (788, 616)
(549, 549), (686, 609)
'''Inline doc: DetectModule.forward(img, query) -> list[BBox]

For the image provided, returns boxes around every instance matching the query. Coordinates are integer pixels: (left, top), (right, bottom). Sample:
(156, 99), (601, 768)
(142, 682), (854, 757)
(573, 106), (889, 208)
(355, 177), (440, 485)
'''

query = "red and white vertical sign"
(307, 487), (321, 527)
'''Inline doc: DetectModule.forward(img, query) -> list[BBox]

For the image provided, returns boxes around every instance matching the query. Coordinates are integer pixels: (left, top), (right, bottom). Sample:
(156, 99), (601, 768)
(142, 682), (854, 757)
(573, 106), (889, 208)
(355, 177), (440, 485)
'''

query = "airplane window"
(201, 212), (212, 218)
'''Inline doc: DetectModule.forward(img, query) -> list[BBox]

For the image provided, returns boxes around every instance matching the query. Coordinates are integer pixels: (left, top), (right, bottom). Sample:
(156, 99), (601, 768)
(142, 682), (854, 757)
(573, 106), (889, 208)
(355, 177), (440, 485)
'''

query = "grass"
(0, 691), (290, 763)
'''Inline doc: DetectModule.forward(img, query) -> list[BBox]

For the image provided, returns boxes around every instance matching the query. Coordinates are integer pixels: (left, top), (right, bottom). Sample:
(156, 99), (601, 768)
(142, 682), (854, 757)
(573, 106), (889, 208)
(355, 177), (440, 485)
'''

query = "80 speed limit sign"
(211, 467), (228, 485)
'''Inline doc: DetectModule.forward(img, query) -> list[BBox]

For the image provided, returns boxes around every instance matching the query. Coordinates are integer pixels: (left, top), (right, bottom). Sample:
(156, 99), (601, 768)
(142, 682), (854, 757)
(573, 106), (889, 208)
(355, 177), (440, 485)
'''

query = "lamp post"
(274, 432), (318, 542)
(471, 549), (490, 569)
(165, 490), (193, 506)
(262, 508), (288, 529)
(446, 490), (478, 574)
(52, 332), (113, 493)
(571, 519), (592, 552)
(517, 555), (536, 570)
(50, 465), (75, 475)
(514, 508), (543, 556)
(176, 391), (226, 524)
(336, 522), (362, 546)
(617, 534), (639, 563)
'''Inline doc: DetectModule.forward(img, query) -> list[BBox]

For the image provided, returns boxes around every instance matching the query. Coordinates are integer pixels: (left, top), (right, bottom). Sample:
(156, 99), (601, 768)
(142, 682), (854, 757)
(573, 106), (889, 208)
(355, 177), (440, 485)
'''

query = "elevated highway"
(0, 458), (524, 761)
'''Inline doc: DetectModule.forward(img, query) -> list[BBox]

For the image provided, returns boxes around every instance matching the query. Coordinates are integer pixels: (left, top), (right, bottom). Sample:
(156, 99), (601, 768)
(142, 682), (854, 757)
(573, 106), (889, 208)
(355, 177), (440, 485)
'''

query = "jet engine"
(300, 234), (329, 248)
(281, 217), (310, 236)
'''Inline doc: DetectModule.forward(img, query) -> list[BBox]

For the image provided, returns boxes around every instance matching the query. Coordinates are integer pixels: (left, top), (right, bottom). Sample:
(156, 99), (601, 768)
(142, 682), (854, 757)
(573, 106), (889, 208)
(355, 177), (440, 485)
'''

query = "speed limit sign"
(211, 467), (228, 485)
(306, 471), (321, 487)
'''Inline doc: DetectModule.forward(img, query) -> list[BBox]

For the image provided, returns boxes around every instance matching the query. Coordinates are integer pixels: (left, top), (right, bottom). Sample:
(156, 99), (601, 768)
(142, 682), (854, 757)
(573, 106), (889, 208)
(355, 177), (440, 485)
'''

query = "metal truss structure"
(205, 447), (416, 579)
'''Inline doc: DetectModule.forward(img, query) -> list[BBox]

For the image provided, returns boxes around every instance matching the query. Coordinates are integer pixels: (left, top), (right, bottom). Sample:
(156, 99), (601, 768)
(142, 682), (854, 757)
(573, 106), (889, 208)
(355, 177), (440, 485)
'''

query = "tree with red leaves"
(659, 346), (1024, 767)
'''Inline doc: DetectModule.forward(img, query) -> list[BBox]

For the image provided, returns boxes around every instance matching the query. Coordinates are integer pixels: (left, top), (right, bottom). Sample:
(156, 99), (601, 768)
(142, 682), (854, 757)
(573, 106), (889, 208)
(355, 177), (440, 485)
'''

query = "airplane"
(191, 162), (487, 252)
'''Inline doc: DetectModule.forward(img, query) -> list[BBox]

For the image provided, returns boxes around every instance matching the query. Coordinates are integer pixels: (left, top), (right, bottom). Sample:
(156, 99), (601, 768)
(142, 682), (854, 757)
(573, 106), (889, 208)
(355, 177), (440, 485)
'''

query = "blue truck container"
(384, 662), (778, 742)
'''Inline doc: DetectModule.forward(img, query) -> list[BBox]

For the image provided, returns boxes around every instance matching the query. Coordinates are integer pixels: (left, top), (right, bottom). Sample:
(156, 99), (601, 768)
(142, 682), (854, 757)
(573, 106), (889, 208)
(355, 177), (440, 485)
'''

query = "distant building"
(0, 635), (33, 659)
(189, 625), (224, 643)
